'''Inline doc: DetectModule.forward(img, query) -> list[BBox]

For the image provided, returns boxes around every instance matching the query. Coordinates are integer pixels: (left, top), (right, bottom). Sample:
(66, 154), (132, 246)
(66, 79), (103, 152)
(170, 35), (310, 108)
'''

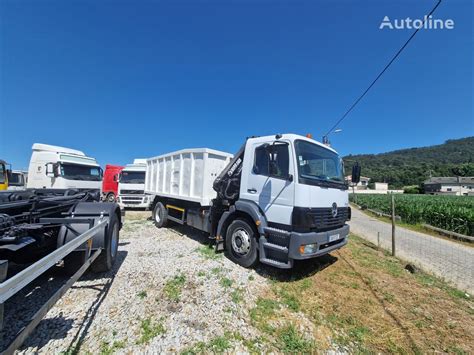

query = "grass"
(277, 324), (316, 352)
(231, 288), (244, 304)
(250, 234), (473, 353)
(137, 290), (147, 299)
(100, 340), (126, 355)
(136, 318), (166, 345)
(220, 277), (233, 288)
(195, 245), (221, 260)
(163, 274), (186, 302)
(181, 332), (233, 354)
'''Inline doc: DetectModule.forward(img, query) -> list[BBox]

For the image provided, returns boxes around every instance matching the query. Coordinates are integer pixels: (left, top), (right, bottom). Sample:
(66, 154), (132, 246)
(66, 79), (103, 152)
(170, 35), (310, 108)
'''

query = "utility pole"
(391, 194), (396, 256)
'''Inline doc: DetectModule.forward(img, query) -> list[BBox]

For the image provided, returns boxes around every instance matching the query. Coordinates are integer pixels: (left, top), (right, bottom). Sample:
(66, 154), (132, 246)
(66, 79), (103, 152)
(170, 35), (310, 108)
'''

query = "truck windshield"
(0, 165), (5, 184)
(294, 140), (346, 188)
(7, 172), (24, 186)
(60, 163), (102, 181)
(120, 171), (145, 184)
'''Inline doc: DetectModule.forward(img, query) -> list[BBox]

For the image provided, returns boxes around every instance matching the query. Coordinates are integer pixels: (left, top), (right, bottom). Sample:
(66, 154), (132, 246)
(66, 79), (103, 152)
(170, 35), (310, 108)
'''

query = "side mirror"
(351, 163), (361, 184)
(45, 163), (58, 178)
(113, 174), (119, 182)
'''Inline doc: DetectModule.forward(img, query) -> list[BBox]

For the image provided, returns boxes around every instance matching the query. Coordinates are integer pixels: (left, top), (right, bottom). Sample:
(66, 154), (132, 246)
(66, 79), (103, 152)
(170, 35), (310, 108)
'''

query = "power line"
(324, 0), (442, 138)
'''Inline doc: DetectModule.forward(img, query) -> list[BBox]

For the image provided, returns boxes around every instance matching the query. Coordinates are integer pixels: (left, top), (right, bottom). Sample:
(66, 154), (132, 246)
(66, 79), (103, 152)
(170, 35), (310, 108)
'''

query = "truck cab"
(26, 143), (102, 193)
(219, 133), (351, 267)
(102, 164), (124, 202)
(117, 159), (151, 209)
(0, 160), (7, 191)
(7, 170), (27, 191)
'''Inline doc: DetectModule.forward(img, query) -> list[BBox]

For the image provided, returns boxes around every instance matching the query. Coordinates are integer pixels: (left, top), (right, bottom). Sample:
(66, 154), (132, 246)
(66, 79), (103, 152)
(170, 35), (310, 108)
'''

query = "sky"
(1, 0), (473, 169)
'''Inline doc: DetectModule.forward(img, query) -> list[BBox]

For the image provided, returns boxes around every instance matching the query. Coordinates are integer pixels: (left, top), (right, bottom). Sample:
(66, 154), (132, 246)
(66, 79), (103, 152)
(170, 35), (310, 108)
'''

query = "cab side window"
(253, 144), (289, 179)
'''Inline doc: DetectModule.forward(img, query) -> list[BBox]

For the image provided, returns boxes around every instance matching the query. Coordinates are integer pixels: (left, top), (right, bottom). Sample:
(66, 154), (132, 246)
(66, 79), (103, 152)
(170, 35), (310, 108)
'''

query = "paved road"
(348, 207), (474, 294)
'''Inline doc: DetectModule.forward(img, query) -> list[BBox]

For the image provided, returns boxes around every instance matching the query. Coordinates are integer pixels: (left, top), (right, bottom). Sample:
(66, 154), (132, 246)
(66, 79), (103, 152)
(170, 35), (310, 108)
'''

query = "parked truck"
(27, 143), (102, 195)
(0, 160), (8, 191)
(145, 133), (359, 269)
(7, 170), (27, 191)
(117, 159), (151, 209)
(0, 145), (121, 352)
(102, 164), (124, 202)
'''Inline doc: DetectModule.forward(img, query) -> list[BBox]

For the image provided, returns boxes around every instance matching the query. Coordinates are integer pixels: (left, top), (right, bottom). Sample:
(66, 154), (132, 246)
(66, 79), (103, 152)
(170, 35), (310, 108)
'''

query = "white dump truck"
(27, 144), (102, 195)
(117, 159), (151, 209)
(145, 134), (360, 269)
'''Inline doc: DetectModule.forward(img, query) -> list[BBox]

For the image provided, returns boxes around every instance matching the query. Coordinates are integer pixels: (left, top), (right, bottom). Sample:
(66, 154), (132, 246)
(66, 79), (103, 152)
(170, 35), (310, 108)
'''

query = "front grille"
(122, 196), (143, 201)
(122, 200), (141, 205)
(120, 190), (144, 195)
(310, 207), (349, 231)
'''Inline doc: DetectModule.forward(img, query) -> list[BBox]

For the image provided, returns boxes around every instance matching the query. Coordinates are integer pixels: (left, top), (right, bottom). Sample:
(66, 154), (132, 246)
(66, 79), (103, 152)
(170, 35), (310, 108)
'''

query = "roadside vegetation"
(249, 234), (473, 353)
(351, 193), (474, 236)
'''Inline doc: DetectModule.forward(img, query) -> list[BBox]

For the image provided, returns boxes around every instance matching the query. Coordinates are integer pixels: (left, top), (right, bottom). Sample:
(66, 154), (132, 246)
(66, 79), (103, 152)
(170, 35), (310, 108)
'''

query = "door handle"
(247, 188), (257, 194)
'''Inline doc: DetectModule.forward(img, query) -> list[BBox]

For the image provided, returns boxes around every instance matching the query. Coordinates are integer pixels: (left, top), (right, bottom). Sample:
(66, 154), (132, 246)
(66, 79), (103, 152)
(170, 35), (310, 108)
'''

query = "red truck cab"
(102, 164), (124, 202)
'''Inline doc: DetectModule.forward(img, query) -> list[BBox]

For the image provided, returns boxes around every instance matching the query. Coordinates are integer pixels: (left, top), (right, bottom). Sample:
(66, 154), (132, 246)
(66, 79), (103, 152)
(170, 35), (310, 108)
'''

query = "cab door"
(240, 139), (295, 226)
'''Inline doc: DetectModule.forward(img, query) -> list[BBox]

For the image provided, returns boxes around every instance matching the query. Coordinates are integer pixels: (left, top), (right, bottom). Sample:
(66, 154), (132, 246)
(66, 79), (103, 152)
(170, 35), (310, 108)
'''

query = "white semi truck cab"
(117, 159), (151, 209)
(27, 144), (102, 195)
(146, 134), (360, 269)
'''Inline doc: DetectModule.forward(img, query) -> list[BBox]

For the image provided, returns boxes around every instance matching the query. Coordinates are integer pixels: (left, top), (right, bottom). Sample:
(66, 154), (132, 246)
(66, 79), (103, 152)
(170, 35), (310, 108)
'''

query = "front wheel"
(91, 212), (120, 273)
(106, 193), (116, 202)
(225, 218), (258, 268)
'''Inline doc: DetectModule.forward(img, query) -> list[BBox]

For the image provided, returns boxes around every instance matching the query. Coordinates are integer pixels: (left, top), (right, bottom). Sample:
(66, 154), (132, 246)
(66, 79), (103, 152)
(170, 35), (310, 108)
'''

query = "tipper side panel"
(145, 149), (232, 205)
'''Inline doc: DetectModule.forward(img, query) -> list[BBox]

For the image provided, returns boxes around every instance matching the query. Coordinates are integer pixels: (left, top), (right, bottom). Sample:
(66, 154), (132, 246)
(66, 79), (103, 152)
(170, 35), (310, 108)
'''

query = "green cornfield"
(350, 194), (474, 236)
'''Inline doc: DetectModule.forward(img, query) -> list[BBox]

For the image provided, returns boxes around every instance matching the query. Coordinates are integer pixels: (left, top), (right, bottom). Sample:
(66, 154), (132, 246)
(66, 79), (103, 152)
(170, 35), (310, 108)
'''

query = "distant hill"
(343, 137), (474, 188)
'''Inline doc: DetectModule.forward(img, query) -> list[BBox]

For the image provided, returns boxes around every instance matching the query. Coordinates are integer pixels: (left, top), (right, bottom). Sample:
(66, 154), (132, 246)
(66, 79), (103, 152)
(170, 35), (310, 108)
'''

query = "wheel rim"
(111, 223), (119, 258)
(108, 194), (115, 202)
(231, 228), (251, 255)
(155, 208), (161, 223)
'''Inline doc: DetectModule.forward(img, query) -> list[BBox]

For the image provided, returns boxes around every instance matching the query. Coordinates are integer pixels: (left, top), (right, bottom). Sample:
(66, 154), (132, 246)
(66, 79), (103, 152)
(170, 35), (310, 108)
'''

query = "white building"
(424, 177), (474, 196)
(345, 175), (370, 190)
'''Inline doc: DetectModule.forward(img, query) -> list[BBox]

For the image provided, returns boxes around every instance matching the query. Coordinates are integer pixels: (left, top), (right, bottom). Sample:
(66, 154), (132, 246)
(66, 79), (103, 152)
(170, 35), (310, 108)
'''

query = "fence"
(349, 199), (474, 295)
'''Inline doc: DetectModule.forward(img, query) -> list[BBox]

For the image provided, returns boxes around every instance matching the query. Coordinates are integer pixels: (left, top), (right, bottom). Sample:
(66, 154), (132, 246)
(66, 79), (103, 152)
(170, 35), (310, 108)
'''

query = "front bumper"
(118, 195), (151, 209)
(288, 224), (349, 260)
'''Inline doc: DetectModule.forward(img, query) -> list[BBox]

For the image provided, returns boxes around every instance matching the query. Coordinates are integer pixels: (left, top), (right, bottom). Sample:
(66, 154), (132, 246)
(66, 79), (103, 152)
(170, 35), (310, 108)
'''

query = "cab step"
(262, 242), (288, 253)
(260, 257), (293, 269)
(263, 227), (291, 238)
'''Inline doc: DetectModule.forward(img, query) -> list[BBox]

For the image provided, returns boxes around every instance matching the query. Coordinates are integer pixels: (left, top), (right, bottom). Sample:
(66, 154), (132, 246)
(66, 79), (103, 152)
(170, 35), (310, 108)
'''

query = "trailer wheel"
(153, 202), (168, 228)
(225, 218), (258, 268)
(91, 212), (120, 273)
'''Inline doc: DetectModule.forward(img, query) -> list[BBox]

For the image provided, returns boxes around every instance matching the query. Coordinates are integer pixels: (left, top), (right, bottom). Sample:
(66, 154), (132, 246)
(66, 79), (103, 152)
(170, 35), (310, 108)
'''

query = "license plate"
(329, 234), (340, 242)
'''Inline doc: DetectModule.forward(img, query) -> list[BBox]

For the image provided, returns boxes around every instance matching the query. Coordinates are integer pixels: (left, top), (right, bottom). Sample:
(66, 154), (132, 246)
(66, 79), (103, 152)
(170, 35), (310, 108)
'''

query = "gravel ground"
(10, 211), (286, 353)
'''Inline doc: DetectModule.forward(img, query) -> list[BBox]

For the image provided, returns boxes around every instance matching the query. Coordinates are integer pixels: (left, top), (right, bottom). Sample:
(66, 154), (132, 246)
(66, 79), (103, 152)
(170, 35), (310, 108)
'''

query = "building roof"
(345, 175), (370, 181)
(424, 177), (474, 185)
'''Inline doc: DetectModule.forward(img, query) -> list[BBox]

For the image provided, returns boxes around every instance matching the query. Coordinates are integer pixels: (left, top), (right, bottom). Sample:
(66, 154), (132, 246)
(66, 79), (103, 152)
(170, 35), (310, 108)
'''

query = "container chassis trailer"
(0, 189), (121, 353)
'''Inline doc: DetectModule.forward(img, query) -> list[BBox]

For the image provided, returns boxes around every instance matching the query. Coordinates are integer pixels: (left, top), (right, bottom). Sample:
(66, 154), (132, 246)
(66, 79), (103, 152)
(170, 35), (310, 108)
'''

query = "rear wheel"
(91, 212), (120, 273)
(225, 218), (258, 268)
(153, 202), (168, 228)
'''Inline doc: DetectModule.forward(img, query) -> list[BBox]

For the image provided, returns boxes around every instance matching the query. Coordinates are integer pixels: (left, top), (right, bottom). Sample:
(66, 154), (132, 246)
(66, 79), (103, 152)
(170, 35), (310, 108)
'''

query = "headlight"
(299, 243), (318, 254)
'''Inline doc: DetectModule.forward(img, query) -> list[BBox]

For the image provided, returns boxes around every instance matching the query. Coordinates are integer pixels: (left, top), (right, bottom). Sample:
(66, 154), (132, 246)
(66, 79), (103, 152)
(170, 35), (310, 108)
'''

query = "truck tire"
(225, 218), (258, 268)
(153, 202), (168, 228)
(91, 212), (120, 273)
(106, 193), (116, 202)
